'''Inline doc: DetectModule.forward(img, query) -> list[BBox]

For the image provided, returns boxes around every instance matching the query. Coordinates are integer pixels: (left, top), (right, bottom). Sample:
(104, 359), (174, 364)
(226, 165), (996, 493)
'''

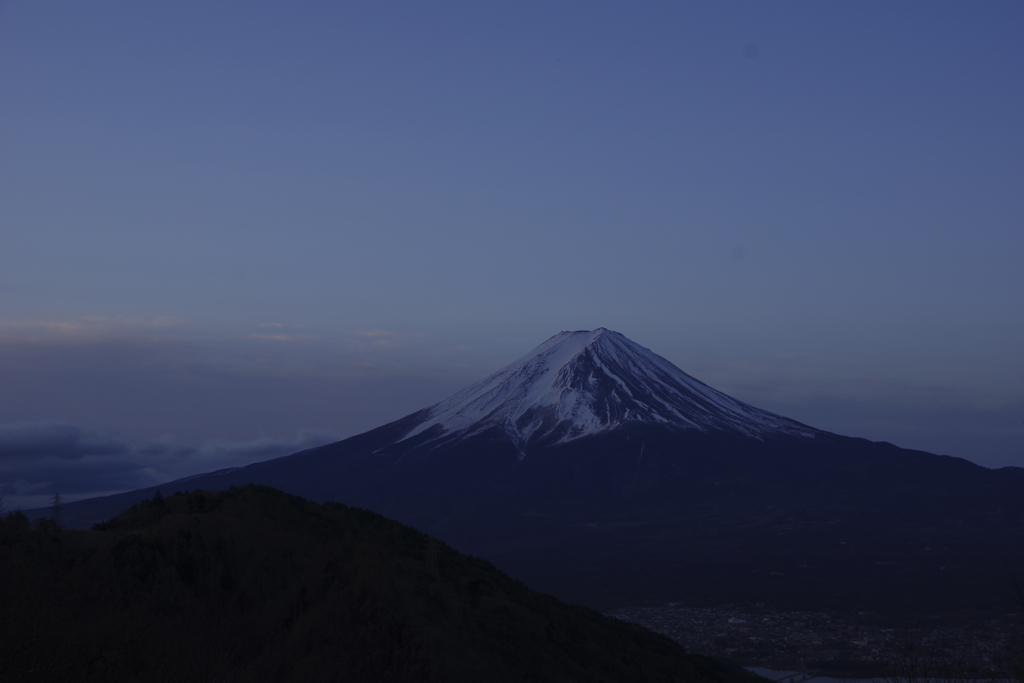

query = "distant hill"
(1, 485), (756, 683)
(43, 329), (1024, 618)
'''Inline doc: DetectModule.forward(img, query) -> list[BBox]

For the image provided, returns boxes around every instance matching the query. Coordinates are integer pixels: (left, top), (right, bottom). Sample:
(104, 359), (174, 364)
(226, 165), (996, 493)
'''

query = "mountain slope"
(45, 329), (1024, 618)
(1, 486), (755, 683)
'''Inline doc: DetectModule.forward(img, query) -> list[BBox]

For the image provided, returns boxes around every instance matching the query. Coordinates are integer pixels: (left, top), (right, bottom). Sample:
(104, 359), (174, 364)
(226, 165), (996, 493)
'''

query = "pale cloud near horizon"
(0, 318), (455, 375)
(352, 330), (399, 338)
(0, 317), (463, 509)
(0, 325), (476, 498)
(0, 421), (337, 510)
(245, 333), (315, 342)
(0, 316), (186, 339)
(346, 330), (405, 350)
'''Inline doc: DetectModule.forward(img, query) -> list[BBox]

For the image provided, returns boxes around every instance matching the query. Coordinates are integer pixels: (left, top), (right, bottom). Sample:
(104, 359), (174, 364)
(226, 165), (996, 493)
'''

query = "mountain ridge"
(35, 329), (1024, 618)
(4, 485), (757, 682)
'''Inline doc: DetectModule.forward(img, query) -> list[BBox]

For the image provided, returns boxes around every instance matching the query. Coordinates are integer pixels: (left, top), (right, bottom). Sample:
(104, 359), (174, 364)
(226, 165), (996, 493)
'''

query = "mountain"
(2, 485), (755, 683)
(48, 329), (1024, 618)
(400, 328), (816, 451)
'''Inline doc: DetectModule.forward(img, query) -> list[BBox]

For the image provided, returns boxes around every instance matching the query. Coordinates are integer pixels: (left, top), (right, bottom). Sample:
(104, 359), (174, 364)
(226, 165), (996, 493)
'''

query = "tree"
(50, 493), (63, 528)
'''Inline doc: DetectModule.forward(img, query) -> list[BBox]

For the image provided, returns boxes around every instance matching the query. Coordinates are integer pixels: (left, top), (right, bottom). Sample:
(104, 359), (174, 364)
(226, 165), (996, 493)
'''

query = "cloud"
(0, 316), (185, 341)
(345, 330), (405, 350)
(0, 421), (337, 510)
(352, 330), (398, 338)
(184, 429), (336, 462)
(0, 322), (476, 511)
(0, 422), (127, 459)
(246, 334), (313, 342)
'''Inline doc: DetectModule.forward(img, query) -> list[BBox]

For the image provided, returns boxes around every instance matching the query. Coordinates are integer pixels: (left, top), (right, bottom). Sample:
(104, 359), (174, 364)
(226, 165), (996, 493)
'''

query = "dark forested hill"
(1, 485), (755, 683)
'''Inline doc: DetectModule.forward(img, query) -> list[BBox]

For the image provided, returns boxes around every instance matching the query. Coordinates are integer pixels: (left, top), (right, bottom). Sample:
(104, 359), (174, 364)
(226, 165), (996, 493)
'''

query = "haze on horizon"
(1, 1), (1021, 509)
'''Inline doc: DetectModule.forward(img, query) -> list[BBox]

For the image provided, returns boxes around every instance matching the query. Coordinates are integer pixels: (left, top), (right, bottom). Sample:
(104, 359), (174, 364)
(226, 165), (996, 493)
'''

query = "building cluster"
(606, 604), (1022, 677)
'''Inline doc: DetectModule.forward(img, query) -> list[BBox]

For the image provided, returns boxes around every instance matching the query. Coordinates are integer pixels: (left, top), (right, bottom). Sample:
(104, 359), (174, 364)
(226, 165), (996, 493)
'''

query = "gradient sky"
(1, 1), (1022, 509)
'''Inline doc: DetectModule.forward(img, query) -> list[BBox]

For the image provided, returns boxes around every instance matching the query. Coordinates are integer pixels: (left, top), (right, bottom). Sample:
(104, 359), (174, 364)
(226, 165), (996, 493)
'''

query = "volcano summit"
(402, 328), (816, 451)
(52, 329), (1024, 616)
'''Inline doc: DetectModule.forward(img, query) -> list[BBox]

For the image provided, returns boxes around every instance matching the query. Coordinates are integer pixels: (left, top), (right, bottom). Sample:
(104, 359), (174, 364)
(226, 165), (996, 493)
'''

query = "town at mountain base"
(1, 485), (758, 683)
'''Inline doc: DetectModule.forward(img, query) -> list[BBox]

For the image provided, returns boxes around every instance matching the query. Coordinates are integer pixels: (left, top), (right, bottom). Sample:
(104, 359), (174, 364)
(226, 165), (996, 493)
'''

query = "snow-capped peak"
(401, 328), (816, 450)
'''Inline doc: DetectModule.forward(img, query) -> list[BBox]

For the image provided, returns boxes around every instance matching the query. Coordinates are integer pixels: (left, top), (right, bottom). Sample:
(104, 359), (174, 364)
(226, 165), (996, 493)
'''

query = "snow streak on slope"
(402, 329), (817, 450)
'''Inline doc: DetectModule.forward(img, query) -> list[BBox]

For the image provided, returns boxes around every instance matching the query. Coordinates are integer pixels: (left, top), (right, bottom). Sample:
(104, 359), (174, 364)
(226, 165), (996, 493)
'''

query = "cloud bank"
(0, 421), (336, 510)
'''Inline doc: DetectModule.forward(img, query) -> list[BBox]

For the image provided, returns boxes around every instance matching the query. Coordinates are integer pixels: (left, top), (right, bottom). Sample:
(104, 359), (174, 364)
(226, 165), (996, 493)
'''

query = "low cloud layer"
(0, 322), (475, 512)
(0, 321), (477, 444)
(0, 421), (337, 511)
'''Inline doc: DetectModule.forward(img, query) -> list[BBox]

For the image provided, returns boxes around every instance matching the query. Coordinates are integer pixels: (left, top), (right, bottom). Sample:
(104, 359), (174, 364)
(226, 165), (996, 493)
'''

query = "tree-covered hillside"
(1, 486), (756, 683)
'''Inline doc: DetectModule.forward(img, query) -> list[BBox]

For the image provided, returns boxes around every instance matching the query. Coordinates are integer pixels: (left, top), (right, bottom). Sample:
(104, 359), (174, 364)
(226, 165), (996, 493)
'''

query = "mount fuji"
(49, 329), (1024, 616)
(400, 328), (816, 451)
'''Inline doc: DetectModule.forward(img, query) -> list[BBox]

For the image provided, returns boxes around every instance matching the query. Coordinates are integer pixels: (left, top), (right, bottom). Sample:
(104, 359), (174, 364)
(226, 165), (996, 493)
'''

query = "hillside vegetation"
(1, 486), (754, 683)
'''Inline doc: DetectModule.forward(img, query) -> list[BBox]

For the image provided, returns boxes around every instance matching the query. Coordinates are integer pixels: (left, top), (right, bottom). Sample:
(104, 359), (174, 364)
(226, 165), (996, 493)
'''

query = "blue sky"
(1, 1), (1021, 508)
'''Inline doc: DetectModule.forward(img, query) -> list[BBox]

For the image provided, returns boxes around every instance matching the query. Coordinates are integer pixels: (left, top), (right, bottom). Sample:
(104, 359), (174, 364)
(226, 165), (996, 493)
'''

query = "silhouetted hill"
(1, 485), (756, 683)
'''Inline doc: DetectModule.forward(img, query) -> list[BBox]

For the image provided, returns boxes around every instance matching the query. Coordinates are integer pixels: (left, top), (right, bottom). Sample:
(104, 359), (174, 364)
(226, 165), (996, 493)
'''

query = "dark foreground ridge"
(1, 485), (757, 683)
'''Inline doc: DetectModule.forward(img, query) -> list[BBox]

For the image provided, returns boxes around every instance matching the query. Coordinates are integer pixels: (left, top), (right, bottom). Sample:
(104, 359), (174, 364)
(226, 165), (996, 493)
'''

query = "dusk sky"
(1, 1), (1022, 509)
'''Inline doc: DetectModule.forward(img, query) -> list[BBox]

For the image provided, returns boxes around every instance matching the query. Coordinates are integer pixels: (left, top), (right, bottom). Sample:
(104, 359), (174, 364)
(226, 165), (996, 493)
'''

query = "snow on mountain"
(402, 328), (817, 450)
